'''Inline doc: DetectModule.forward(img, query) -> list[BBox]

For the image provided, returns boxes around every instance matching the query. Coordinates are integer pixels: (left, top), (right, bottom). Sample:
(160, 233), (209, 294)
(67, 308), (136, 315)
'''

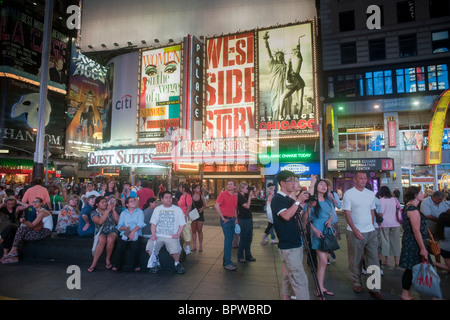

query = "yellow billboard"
(426, 89), (450, 165)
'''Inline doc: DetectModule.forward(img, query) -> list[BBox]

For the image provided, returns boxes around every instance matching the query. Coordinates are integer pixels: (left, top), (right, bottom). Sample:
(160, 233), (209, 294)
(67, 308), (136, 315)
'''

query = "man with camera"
(271, 170), (310, 300)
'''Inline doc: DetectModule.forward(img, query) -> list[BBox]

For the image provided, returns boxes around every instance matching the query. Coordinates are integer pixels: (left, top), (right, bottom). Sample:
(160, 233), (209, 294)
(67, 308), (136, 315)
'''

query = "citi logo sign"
(116, 95), (133, 110)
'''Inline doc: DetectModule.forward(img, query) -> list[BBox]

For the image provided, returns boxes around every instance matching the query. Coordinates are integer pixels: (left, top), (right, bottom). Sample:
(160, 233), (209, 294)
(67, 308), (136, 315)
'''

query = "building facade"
(320, 0), (450, 198)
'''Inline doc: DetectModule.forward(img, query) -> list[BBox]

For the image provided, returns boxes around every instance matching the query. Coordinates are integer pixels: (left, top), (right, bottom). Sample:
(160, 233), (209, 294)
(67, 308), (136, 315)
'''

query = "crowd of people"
(0, 178), (209, 275)
(0, 173), (449, 300)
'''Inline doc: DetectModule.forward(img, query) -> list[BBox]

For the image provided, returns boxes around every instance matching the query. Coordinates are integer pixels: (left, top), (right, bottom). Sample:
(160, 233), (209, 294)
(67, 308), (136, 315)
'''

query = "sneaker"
(329, 252), (336, 261)
(270, 239), (278, 244)
(175, 263), (185, 274)
(185, 246), (191, 255)
(224, 264), (237, 271)
(149, 265), (160, 273)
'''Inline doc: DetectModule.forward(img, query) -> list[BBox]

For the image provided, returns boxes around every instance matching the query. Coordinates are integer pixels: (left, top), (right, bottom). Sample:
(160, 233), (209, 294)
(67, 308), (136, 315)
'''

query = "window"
(340, 42), (357, 64)
(429, 0), (450, 18)
(399, 130), (428, 150)
(366, 70), (392, 95)
(397, 1), (415, 23)
(443, 129), (450, 150)
(327, 77), (335, 99)
(369, 38), (386, 61)
(335, 74), (363, 98)
(399, 34), (417, 57)
(396, 67), (426, 93)
(427, 64), (449, 90)
(338, 127), (385, 152)
(432, 30), (450, 54)
(339, 11), (355, 32)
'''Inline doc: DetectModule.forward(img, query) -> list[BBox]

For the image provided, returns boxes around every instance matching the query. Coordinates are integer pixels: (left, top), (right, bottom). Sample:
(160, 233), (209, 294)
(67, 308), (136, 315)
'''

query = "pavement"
(0, 206), (449, 302)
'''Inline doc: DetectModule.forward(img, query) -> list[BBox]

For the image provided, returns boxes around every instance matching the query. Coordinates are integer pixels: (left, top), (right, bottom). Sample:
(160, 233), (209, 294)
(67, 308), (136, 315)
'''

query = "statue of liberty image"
(263, 31), (305, 119)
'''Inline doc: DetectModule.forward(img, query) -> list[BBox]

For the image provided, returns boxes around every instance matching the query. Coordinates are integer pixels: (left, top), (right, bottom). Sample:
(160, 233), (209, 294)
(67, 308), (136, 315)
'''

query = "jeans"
(220, 217), (235, 266)
(238, 218), (253, 260)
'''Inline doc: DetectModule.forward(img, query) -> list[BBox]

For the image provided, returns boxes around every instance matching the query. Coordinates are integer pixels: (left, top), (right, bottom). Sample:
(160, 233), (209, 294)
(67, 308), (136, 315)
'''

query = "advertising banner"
(0, 7), (69, 89)
(205, 32), (255, 140)
(258, 21), (317, 138)
(65, 45), (109, 156)
(106, 51), (139, 147)
(0, 78), (65, 154)
(139, 45), (182, 143)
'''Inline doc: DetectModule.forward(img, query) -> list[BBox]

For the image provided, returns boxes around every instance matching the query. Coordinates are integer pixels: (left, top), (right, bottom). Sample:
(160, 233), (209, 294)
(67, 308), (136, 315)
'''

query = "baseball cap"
(276, 170), (297, 182)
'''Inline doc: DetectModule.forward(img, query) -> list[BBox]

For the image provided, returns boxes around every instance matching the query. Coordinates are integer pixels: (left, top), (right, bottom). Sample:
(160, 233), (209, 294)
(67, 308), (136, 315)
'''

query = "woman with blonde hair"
(56, 195), (80, 235)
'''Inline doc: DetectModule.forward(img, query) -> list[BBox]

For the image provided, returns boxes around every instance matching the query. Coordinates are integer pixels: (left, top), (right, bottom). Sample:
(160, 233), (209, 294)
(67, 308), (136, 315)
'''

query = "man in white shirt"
(146, 191), (186, 274)
(81, 182), (100, 209)
(421, 191), (450, 235)
(342, 172), (383, 300)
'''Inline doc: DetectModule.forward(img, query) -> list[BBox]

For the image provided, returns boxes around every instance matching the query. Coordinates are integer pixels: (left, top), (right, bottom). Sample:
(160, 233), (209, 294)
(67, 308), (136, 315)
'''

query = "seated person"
(56, 195), (80, 235)
(0, 197), (27, 262)
(1, 197), (53, 264)
(142, 197), (157, 238)
(146, 191), (186, 274)
(78, 195), (96, 237)
(112, 197), (146, 272)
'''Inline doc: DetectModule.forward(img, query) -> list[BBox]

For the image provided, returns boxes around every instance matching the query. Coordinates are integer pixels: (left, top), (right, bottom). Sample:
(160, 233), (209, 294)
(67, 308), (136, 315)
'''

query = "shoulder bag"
(187, 195), (200, 221)
(319, 227), (340, 252)
(319, 226), (340, 252)
(91, 224), (104, 256)
(426, 228), (441, 256)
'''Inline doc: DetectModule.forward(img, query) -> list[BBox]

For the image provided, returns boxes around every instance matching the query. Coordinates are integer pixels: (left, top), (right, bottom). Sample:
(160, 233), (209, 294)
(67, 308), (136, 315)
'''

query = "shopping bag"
(412, 259), (443, 299)
(147, 250), (158, 268)
(319, 227), (340, 252)
(188, 207), (200, 221)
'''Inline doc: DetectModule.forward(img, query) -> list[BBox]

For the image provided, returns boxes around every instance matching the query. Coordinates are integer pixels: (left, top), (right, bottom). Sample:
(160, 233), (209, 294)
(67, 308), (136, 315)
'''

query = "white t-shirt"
(150, 204), (186, 238)
(342, 187), (376, 233)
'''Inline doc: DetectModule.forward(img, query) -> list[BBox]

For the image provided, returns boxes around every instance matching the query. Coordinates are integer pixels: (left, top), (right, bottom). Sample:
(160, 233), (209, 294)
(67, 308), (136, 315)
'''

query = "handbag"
(186, 195), (200, 221)
(188, 208), (200, 221)
(412, 258), (442, 299)
(91, 225), (104, 256)
(319, 226), (340, 252)
(426, 228), (441, 256)
(374, 209), (384, 224)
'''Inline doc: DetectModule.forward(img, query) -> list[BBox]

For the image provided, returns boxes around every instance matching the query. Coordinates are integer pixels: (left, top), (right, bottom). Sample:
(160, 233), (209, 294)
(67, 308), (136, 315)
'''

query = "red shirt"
(216, 191), (237, 218)
(136, 187), (156, 209)
(178, 193), (193, 216)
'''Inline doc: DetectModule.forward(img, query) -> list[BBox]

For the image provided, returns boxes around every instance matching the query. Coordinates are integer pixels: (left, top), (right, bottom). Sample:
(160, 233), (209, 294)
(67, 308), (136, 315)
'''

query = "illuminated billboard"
(257, 21), (318, 138)
(65, 46), (109, 157)
(138, 45), (182, 143)
(205, 32), (256, 140)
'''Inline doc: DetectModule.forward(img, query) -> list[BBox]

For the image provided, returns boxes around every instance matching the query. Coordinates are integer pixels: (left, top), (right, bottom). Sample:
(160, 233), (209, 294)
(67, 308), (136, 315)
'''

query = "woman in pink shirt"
(178, 183), (193, 254)
(379, 186), (402, 267)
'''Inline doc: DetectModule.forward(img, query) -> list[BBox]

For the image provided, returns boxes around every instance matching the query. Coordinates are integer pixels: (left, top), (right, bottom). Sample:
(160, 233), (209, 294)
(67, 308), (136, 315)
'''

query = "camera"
(305, 195), (317, 203)
(248, 186), (255, 192)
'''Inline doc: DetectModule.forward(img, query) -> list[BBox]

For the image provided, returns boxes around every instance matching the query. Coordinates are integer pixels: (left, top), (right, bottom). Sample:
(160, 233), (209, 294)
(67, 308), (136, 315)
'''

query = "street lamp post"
(33, 0), (54, 180)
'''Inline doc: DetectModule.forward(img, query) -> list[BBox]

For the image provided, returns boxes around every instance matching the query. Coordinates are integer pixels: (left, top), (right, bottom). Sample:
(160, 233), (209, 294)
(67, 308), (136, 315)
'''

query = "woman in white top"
(1, 197), (53, 264)
(378, 186), (402, 267)
(261, 183), (277, 245)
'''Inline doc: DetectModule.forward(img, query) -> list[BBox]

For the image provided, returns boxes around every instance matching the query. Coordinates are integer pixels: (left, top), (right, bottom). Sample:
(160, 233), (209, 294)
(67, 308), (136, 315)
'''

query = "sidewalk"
(0, 209), (448, 300)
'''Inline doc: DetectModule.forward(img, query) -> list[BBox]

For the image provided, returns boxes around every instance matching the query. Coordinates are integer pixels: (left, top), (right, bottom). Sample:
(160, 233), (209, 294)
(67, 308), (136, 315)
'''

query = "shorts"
(146, 237), (182, 255)
(441, 248), (450, 259)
